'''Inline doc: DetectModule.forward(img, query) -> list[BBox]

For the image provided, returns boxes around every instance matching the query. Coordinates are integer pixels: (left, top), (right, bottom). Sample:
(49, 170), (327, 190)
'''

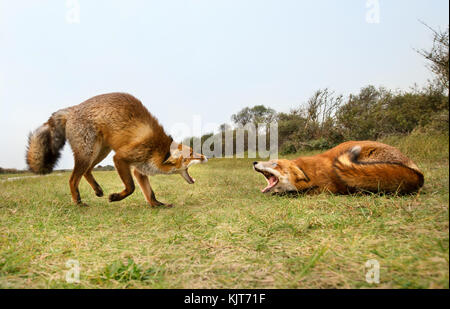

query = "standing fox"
(253, 141), (424, 195)
(26, 93), (207, 206)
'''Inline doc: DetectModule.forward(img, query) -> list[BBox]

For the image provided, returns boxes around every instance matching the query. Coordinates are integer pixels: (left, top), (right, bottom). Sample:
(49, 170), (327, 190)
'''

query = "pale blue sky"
(0, 0), (448, 169)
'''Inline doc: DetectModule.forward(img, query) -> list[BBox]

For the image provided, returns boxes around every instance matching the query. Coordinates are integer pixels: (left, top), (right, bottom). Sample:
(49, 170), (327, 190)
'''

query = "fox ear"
(292, 165), (310, 182)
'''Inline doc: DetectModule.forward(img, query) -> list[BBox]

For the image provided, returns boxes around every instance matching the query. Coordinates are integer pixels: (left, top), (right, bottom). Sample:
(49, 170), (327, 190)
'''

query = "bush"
(280, 141), (297, 154)
(309, 138), (333, 150)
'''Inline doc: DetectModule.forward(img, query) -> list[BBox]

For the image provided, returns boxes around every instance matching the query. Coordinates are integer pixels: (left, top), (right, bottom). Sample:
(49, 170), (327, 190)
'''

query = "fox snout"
(253, 161), (262, 170)
(188, 154), (208, 165)
(253, 161), (273, 172)
(253, 162), (265, 174)
(180, 153), (208, 185)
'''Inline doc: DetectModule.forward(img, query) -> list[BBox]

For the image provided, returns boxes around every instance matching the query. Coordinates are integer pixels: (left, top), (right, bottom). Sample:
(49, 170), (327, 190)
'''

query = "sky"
(0, 0), (448, 169)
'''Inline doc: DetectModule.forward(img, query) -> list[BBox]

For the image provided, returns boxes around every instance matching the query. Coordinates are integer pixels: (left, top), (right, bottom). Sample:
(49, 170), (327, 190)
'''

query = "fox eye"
(163, 151), (171, 162)
(272, 162), (278, 167)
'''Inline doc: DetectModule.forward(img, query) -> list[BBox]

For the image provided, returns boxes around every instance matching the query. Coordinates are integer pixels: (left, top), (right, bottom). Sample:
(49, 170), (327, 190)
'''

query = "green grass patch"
(0, 133), (448, 288)
(97, 258), (166, 287)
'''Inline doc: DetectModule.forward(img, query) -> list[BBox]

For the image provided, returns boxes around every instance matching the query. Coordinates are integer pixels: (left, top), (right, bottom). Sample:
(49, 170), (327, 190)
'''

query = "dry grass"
(0, 133), (448, 288)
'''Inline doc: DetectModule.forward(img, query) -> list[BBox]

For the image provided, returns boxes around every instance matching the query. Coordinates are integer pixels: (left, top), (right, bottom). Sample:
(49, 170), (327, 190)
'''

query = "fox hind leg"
(333, 147), (424, 194)
(84, 146), (111, 197)
(84, 170), (104, 197)
(66, 120), (101, 205)
(69, 158), (90, 205)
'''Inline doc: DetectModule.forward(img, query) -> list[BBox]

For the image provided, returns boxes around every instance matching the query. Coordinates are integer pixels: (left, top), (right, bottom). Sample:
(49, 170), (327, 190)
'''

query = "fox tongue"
(262, 175), (278, 193)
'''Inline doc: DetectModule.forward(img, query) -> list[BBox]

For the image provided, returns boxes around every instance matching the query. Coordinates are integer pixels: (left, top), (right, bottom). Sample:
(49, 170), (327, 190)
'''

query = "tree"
(231, 105), (276, 128)
(250, 105), (277, 127)
(416, 22), (449, 95)
(303, 88), (343, 138)
(219, 123), (232, 132)
(231, 107), (252, 127)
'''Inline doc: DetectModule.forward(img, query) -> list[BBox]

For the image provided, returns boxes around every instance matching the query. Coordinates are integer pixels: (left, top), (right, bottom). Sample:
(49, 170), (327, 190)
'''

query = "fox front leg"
(133, 169), (173, 207)
(109, 156), (135, 202)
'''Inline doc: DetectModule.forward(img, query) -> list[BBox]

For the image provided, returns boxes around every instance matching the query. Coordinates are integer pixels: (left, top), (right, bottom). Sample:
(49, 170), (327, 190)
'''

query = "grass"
(0, 133), (448, 289)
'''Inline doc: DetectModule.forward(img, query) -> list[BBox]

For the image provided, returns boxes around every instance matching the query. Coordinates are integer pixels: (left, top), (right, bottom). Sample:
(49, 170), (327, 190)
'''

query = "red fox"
(26, 93), (207, 206)
(253, 141), (424, 195)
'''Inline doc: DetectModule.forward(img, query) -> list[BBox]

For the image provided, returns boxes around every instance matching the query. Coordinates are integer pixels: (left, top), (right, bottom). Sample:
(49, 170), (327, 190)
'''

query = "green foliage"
(335, 86), (448, 140)
(278, 85), (448, 152)
(309, 138), (333, 150)
(231, 105), (276, 127)
(280, 141), (297, 155)
(335, 86), (388, 140)
(101, 258), (165, 283)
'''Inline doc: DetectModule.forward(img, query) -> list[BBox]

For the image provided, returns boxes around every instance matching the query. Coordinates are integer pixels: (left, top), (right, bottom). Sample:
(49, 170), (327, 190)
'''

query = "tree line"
(184, 25), (449, 155)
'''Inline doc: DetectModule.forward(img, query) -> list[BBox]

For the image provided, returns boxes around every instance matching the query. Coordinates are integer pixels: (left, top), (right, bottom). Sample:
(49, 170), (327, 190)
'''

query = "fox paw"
(150, 201), (173, 208)
(95, 189), (104, 197)
(108, 193), (122, 202)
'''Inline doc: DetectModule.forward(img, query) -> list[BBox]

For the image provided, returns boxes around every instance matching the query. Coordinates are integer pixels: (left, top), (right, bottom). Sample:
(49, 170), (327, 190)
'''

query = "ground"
(0, 133), (448, 288)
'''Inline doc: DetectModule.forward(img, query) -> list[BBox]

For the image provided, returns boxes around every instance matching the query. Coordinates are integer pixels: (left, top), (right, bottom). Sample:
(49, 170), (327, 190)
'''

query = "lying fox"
(26, 92), (207, 206)
(253, 141), (424, 195)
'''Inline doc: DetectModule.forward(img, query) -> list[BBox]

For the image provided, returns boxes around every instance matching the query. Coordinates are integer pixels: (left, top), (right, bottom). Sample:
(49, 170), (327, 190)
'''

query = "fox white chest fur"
(133, 161), (165, 176)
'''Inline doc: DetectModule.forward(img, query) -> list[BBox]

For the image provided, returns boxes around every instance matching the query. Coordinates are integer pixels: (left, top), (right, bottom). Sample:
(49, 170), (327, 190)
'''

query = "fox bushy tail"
(333, 146), (424, 194)
(26, 109), (69, 174)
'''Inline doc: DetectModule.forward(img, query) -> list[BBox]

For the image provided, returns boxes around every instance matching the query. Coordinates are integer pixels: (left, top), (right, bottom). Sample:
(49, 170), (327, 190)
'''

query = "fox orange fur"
(253, 141), (424, 195)
(26, 92), (207, 206)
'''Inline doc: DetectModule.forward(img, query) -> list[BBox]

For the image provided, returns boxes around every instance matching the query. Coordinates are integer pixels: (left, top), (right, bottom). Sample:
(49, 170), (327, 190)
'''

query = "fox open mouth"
(255, 169), (279, 193)
(181, 169), (195, 184)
